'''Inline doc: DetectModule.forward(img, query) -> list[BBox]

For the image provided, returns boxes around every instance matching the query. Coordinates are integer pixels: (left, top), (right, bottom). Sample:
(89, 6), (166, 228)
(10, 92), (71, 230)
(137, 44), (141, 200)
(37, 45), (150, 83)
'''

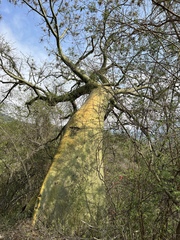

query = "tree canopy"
(0, 0), (179, 134)
(0, 1), (178, 104)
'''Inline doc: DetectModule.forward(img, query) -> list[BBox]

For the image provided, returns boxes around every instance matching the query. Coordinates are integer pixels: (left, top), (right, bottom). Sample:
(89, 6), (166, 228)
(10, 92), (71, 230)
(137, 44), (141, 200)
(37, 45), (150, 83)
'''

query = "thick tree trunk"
(32, 87), (111, 235)
(176, 221), (180, 240)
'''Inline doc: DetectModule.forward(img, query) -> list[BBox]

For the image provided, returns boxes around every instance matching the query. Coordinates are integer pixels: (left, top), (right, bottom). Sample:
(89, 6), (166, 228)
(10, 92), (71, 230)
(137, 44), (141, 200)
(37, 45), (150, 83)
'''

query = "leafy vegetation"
(0, 103), (60, 224)
(0, 108), (179, 239)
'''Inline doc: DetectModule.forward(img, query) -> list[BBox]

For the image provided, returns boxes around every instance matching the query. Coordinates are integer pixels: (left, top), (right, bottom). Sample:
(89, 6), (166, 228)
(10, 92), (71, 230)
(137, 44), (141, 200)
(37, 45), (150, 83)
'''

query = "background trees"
(0, 102), (60, 222)
(0, 0), (179, 239)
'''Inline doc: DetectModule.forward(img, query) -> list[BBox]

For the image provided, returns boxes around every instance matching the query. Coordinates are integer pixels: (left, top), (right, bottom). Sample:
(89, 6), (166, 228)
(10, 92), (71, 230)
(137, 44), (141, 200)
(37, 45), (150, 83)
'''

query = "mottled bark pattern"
(33, 87), (111, 234)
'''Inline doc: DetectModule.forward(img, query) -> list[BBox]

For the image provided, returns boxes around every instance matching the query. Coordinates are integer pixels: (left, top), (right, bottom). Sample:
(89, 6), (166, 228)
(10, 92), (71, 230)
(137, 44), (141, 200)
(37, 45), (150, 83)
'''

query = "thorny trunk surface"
(32, 87), (111, 235)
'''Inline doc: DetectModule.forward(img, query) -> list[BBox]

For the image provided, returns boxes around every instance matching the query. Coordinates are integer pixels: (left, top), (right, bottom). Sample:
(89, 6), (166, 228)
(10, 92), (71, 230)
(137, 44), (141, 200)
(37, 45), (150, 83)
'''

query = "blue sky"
(0, 0), (46, 60)
(0, 0), (52, 111)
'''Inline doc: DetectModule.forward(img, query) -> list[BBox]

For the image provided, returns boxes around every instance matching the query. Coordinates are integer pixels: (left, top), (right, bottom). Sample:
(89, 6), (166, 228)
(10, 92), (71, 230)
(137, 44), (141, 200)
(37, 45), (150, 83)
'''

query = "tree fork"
(32, 86), (112, 235)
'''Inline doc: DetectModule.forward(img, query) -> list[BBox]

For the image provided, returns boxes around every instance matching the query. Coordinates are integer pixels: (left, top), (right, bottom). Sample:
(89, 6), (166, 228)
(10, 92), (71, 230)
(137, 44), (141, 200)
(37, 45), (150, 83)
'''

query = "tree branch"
(0, 82), (18, 104)
(152, 0), (180, 19)
(75, 37), (95, 66)
(115, 85), (150, 96)
(26, 83), (96, 106)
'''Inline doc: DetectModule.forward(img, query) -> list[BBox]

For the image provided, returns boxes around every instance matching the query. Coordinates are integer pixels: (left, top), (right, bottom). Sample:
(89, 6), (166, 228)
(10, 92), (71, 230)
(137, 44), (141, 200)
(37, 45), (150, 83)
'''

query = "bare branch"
(115, 85), (150, 96)
(26, 83), (96, 106)
(152, 0), (180, 19)
(75, 37), (95, 66)
(0, 82), (18, 103)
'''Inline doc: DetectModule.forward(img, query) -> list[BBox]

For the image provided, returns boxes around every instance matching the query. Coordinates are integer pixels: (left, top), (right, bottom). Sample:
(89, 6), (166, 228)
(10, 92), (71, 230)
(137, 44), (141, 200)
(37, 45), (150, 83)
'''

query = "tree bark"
(32, 87), (111, 235)
(176, 221), (180, 240)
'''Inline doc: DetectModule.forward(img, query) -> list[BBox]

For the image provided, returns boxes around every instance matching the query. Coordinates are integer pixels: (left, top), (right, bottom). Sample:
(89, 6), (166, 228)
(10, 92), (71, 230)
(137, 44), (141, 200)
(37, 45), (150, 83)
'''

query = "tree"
(0, 0), (179, 237)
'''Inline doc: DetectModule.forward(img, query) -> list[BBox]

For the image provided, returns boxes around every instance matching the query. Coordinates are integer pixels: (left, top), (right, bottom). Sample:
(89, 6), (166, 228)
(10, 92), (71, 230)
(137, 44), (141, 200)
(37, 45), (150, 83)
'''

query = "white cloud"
(0, 0), (47, 62)
(0, 20), (47, 62)
(0, 2), (53, 115)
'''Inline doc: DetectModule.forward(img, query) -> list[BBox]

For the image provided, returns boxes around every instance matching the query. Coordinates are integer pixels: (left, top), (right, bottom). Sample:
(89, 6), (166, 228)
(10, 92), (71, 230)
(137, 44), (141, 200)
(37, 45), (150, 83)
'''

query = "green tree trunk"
(32, 87), (110, 235)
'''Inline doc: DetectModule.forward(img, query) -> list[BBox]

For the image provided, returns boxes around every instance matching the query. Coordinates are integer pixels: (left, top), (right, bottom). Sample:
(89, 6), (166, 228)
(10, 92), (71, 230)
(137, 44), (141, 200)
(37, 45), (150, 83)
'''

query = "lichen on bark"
(32, 87), (112, 235)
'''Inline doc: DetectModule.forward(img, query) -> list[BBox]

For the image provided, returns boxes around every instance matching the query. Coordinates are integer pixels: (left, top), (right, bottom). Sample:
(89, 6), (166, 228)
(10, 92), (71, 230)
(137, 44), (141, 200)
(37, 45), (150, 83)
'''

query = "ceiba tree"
(0, 0), (179, 236)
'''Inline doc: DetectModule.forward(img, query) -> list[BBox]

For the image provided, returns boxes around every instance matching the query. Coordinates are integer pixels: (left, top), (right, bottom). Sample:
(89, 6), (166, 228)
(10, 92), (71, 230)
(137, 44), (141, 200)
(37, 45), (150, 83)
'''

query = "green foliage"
(0, 104), (60, 226)
(103, 131), (180, 239)
(0, 112), (179, 239)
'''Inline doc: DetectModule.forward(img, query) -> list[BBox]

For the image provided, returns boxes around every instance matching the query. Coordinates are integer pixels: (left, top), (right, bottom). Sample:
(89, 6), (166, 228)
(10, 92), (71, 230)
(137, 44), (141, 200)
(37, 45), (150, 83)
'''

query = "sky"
(0, 0), (46, 61)
(0, 0), (51, 114)
(0, 0), (80, 116)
